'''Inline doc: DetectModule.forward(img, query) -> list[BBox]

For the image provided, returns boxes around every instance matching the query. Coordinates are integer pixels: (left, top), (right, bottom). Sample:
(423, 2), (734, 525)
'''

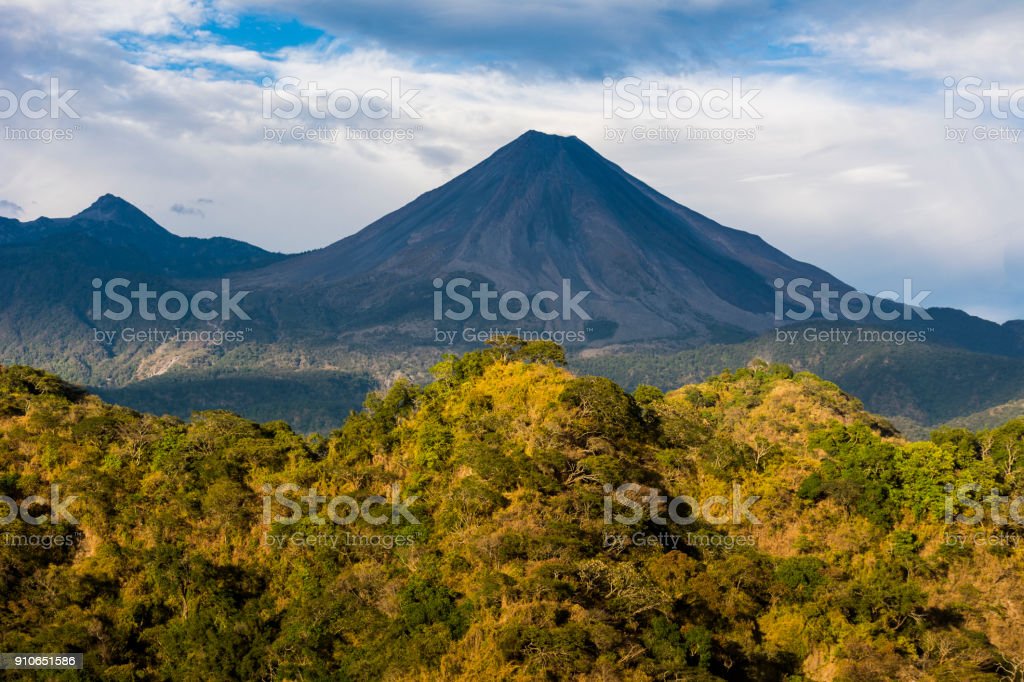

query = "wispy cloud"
(0, 200), (24, 218)
(170, 203), (205, 217)
(738, 173), (793, 183)
(833, 164), (913, 185)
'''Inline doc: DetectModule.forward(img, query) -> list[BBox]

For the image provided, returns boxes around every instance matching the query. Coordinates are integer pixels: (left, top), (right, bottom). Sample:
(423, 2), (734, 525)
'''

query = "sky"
(0, 0), (1022, 321)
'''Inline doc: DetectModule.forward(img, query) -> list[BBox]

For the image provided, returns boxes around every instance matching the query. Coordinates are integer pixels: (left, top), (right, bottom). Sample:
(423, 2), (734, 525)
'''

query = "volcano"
(244, 130), (848, 346)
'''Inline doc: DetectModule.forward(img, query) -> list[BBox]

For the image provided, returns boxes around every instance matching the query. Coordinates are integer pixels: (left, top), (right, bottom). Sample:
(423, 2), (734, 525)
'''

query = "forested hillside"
(575, 334), (1024, 439)
(1, 339), (1022, 680)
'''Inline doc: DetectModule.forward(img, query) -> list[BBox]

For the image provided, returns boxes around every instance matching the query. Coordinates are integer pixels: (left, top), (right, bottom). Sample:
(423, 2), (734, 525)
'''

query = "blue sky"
(1, 0), (1023, 321)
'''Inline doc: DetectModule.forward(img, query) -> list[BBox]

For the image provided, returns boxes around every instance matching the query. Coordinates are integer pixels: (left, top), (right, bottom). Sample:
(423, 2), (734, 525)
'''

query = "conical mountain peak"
(75, 194), (155, 225)
(246, 131), (848, 346)
(482, 129), (609, 176)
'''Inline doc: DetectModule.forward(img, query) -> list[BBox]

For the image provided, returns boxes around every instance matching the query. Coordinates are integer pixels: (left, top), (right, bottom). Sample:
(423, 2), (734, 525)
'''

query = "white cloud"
(0, 0), (1021, 320)
(0, 0), (210, 36)
(738, 172), (792, 183)
(795, 5), (1024, 80)
(833, 164), (913, 185)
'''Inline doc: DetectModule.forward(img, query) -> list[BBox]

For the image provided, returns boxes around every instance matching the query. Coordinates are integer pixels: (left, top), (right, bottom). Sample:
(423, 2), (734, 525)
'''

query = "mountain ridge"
(0, 192), (286, 276)
(2, 131), (1024, 434)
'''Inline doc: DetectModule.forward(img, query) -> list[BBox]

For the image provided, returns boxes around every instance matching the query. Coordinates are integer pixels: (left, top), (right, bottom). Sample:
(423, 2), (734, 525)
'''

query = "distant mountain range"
(0, 193), (284, 275)
(0, 194), (286, 386)
(2, 130), (1023, 433)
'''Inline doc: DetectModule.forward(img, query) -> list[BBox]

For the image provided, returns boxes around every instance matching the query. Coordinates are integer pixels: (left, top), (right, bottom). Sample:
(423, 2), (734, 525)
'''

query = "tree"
(559, 376), (647, 446)
(516, 340), (567, 366)
(485, 334), (528, 362)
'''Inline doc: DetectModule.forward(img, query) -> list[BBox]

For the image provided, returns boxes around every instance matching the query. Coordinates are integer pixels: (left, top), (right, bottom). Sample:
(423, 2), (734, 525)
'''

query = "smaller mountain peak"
(76, 194), (150, 222)
(87, 194), (134, 211)
(69, 194), (167, 237)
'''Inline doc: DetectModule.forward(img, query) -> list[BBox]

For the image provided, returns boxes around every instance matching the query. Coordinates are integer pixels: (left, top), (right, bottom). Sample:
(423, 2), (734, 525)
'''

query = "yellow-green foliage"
(0, 350), (1021, 681)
